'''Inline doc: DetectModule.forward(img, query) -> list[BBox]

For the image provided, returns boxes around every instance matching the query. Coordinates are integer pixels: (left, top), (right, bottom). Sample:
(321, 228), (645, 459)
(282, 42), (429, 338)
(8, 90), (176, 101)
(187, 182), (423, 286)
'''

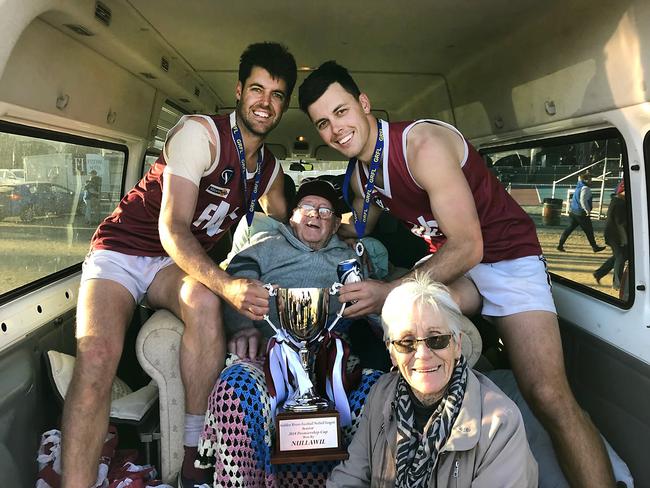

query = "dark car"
(492, 153), (531, 168)
(0, 182), (78, 222)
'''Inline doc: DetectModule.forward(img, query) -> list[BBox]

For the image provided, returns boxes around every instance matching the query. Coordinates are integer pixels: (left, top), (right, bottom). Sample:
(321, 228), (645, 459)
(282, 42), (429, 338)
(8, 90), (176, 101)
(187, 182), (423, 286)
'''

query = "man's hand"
(340, 238), (374, 276)
(228, 328), (266, 360)
(338, 280), (395, 318)
(221, 277), (271, 321)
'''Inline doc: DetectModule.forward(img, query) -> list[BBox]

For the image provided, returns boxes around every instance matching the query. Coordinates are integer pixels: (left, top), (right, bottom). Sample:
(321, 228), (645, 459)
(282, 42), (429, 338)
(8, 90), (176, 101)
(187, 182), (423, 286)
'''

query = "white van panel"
(0, 274), (80, 354)
(450, 1), (650, 139)
(0, 19), (155, 138)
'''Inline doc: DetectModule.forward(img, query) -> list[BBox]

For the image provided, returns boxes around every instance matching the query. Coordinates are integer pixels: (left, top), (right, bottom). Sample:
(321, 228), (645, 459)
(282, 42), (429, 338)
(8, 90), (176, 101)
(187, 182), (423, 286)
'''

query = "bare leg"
(61, 279), (135, 488)
(496, 311), (615, 487)
(146, 264), (225, 415)
(447, 276), (482, 316)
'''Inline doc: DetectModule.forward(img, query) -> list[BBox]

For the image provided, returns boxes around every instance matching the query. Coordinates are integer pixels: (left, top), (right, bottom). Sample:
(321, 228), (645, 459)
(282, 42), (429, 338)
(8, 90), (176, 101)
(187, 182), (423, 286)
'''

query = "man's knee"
(181, 280), (221, 313)
(75, 336), (124, 387)
(519, 376), (579, 424)
(448, 277), (482, 316)
(180, 280), (223, 338)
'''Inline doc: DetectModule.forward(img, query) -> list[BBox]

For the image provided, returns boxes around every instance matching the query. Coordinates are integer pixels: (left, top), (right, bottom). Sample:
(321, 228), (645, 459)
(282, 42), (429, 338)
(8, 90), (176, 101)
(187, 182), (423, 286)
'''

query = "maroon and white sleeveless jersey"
(92, 112), (280, 256)
(357, 119), (541, 263)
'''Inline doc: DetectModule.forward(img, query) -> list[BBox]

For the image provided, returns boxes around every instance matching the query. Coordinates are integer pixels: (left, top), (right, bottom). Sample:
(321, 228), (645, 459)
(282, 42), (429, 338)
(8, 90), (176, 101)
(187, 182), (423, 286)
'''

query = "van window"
(142, 152), (160, 178)
(0, 123), (127, 298)
(152, 102), (186, 151)
(482, 130), (630, 305)
(142, 101), (186, 177)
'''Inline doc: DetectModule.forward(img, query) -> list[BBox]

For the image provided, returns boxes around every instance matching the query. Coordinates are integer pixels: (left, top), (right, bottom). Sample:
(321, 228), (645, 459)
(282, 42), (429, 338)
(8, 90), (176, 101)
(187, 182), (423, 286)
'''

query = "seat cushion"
(45, 350), (157, 423)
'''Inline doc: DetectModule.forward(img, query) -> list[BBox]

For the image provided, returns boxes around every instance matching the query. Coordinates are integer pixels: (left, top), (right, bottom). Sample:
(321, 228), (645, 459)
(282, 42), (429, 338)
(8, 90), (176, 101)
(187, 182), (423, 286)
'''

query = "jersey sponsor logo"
(409, 215), (444, 238)
(221, 168), (235, 185)
(373, 195), (389, 211)
(205, 184), (230, 198)
(193, 201), (240, 236)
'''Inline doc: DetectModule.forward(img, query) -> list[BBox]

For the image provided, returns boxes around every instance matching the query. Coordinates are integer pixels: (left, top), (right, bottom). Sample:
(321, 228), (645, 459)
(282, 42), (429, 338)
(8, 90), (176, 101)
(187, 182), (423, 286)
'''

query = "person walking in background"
(557, 172), (606, 252)
(83, 170), (102, 225)
(594, 181), (628, 289)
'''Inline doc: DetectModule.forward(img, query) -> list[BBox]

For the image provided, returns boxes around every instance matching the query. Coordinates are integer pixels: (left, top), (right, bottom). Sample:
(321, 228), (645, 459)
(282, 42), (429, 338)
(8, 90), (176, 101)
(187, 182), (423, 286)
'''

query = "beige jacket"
(327, 370), (538, 488)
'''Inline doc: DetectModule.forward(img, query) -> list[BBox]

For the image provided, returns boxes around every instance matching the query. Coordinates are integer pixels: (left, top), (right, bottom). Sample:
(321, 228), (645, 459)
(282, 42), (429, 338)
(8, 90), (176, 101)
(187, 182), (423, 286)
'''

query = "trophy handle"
(326, 282), (347, 333)
(262, 283), (280, 335)
(264, 283), (277, 296)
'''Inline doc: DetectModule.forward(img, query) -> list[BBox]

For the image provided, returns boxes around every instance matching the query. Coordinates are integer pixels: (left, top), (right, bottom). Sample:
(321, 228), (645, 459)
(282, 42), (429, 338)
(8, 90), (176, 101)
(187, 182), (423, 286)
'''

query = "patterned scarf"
(394, 356), (468, 488)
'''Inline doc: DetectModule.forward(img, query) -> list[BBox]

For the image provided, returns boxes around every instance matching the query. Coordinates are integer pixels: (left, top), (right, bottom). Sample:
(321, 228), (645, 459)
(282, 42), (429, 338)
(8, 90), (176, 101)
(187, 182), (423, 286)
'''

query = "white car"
(0, 168), (25, 184)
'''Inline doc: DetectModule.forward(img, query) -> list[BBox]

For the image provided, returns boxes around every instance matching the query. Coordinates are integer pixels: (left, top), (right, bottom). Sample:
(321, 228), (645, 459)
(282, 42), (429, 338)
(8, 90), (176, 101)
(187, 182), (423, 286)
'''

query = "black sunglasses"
(390, 334), (453, 354)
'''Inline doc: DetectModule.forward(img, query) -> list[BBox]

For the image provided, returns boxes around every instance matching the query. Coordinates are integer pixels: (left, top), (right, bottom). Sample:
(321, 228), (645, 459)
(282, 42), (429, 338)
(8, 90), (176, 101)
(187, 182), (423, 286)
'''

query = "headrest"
(46, 350), (133, 402)
(45, 350), (157, 423)
(458, 315), (483, 368)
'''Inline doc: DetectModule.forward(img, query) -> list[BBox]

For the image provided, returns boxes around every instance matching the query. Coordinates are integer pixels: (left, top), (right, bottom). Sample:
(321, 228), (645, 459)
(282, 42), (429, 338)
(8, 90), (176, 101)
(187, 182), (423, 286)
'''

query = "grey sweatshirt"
(224, 224), (358, 337)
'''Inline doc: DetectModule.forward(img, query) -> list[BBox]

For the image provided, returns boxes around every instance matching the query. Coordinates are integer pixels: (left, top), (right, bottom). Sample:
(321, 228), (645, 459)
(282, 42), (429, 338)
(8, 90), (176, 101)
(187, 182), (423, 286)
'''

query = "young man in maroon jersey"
(298, 61), (614, 487)
(61, 43), (296, 488)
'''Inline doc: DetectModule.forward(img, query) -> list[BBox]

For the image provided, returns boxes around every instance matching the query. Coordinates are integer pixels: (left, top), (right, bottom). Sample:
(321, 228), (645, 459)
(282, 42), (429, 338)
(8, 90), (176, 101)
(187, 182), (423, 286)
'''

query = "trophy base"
(270, 406), (349, 465)
(283, 395), (330, 413)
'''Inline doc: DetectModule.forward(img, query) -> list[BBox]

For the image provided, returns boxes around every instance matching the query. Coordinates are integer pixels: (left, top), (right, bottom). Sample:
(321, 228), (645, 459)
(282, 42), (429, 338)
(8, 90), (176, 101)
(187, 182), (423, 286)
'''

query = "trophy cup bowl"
(276, 287), (331, 412)
(276, 287), (329, 344)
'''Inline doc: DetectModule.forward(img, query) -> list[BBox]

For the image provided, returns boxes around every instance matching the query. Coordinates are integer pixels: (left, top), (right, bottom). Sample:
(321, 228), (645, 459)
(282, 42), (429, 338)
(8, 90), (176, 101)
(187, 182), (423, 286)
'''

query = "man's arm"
(402, 123), (483, 282)
(258, 164), (288, 222)
(159, 174), (270, 322)
(339, 123), (483, 317)
(580, 185), (592, 213)
(613, 199), (627, 246)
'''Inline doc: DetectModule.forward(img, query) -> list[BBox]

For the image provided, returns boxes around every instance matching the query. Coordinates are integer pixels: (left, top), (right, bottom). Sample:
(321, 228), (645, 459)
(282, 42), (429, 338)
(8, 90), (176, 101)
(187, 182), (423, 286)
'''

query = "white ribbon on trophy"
(325, 338), (351, 426)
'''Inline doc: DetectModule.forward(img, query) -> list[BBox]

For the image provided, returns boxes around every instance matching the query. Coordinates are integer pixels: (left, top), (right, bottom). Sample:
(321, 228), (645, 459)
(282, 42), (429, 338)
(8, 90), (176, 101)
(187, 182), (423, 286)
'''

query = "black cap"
(294, 178), (345, 217)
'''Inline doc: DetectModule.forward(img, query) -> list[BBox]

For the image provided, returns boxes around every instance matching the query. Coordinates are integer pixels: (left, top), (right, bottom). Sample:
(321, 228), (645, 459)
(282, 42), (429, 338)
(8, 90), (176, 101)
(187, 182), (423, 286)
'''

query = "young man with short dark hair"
(299, 60), (615, 487)
(61, 42), (297, 488)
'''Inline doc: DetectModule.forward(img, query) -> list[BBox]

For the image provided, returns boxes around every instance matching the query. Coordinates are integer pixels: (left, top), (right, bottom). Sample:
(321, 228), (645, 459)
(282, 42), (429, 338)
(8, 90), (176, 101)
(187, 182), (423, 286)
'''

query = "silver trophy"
(264, 284), (346, 413)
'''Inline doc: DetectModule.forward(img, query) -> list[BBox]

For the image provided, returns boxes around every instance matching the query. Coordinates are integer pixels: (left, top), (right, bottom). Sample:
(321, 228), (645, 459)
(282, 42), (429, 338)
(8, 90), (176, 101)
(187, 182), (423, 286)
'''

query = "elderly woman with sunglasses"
(328, 273), (538, 488)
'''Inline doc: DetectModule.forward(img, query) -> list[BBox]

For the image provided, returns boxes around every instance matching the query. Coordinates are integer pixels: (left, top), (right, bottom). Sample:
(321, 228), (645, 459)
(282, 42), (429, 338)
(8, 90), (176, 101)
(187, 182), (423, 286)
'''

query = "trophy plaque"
(265, 286), (349, 464)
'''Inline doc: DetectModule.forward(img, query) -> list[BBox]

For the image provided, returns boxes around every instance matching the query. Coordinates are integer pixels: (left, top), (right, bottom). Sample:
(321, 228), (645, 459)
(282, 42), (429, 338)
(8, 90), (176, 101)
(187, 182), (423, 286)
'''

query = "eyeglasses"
(390, 334), (452, 354)
(297, 203), (334, 219)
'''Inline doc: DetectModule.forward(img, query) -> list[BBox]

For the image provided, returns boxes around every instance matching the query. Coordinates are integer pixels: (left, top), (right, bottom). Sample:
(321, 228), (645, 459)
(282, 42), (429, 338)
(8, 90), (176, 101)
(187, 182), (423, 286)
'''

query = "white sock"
(183, 413), (204, 447)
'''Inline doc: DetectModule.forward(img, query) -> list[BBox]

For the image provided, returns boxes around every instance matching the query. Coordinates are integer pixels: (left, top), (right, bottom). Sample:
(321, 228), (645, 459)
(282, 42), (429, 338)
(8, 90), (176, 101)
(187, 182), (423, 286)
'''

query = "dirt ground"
(0, 215), (93, 294)
(526, 206), (620, 299)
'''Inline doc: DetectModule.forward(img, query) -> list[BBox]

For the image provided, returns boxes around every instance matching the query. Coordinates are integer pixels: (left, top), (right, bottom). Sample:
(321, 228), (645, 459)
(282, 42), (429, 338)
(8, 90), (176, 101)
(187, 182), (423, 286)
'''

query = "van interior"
(1, 0), (649, 486)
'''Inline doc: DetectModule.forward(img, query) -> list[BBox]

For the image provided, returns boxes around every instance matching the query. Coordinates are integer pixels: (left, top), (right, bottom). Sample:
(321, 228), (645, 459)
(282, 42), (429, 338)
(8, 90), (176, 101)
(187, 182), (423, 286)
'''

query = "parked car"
(0, 168), (25, 184)
(0, 182), (77, 222)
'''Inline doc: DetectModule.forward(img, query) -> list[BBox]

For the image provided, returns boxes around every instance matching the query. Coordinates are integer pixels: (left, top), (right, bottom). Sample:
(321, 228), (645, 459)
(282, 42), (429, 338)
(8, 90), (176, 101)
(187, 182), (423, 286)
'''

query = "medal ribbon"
(231, 118), (263, 226)
(342, 118), (385, 239)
